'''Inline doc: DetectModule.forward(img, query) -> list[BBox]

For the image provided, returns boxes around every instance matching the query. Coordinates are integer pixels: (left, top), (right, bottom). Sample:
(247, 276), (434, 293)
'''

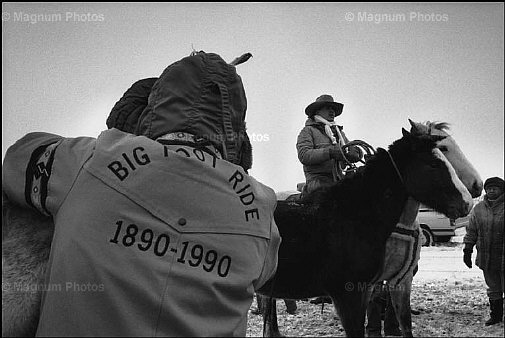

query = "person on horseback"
(463, 176), (504, 326)
(296, 94), (361, 305)
(296, 94), (362, 196)
(2, 51), (281, 336)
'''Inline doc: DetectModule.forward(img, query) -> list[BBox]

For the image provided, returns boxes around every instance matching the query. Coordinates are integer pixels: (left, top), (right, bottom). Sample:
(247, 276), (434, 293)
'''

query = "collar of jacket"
(305, 118), (343, 130)
(156, 132), (223, 159)
(485, 193), (504, 208)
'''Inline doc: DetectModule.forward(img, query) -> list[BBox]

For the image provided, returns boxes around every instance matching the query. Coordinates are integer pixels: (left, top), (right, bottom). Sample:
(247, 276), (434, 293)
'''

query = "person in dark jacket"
(296, 94), (361, 306)
(463, 176), (504, 326)
(296, 94), (361, 195)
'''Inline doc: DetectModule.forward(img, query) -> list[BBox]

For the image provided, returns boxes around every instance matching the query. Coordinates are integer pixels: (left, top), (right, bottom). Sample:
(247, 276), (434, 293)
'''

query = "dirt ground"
(246, 236), (504, 337)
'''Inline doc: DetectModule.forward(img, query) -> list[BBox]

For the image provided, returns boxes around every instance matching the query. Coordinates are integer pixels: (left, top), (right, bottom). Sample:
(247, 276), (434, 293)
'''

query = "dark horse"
(256, 126), (473, 337)
(371, 120), (482, 337)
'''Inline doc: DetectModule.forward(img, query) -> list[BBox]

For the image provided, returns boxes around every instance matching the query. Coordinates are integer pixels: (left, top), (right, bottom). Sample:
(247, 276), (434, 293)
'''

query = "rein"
(386, 150), (405, 186)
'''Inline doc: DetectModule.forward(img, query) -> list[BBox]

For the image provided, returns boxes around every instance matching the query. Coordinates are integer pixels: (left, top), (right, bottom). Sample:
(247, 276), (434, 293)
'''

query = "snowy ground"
(415, 234), (480, 282)
(246, 228), (504, 337)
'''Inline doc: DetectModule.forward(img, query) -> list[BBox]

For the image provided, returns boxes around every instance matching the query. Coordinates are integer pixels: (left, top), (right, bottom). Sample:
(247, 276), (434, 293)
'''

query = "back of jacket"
(3, 129), (280, 337)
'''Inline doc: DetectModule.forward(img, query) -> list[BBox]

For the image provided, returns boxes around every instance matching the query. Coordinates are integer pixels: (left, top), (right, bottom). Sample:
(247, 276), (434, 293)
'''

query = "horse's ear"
(409, 119), (426, 135)
(408, 119), (423, 135)
(402, 128), (410, 137)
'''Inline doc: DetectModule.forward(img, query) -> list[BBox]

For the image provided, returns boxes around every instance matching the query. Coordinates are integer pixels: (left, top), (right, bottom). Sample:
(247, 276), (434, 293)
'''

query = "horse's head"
(408, 119), (483, 198)
(394, 128), (473, 219)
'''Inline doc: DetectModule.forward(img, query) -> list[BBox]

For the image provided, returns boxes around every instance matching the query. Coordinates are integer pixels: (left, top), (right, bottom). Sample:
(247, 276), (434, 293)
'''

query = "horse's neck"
(367, 149), (413, 238)
(398, 197), (420, 228)
(324, 149), (409, 233)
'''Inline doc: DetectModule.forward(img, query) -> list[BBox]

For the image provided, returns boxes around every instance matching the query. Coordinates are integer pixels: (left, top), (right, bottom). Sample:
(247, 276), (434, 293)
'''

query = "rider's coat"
(296, 118), (350, 192)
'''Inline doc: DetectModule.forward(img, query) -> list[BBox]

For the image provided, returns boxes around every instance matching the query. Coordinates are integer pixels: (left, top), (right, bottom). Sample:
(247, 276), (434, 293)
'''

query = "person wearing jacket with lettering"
(2, 51), (281, 337)
(463, 176), (504, 326)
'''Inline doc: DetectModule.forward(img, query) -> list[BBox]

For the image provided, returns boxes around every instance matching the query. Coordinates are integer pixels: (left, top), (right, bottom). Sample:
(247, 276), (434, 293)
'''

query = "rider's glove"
(345, 148), (362, 163)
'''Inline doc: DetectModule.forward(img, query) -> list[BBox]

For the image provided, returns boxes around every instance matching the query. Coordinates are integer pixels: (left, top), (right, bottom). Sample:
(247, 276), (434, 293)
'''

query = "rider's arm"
(339, 128), (362, 162)
(296, 127), (331, 165)
(3, 132), (95, 217)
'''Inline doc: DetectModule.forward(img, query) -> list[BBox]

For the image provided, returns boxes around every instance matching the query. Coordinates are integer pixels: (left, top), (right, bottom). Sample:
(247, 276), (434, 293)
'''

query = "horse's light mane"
(424, 121), (451, 133)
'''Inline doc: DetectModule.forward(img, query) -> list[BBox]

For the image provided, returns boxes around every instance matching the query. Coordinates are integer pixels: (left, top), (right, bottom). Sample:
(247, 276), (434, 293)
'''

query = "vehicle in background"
(275, 183), (304, 201)
(417, 204), (469, 246)
(276, 190), (300, 201)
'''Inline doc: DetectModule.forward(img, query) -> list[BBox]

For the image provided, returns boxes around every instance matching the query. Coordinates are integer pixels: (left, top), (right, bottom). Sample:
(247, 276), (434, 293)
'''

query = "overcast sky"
(2, 2), (503, 193)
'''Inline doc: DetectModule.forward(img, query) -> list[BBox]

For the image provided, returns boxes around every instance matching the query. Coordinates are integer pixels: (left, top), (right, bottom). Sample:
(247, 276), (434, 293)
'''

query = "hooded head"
(134, 52), (252, 171)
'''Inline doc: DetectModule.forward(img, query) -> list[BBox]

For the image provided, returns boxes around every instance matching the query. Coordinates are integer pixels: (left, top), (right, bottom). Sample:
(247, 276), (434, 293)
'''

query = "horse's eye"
(439, 146), (448, 152)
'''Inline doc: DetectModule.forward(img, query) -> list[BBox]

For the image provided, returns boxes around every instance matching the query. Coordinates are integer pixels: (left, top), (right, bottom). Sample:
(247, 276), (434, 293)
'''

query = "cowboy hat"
(305, 94), (344, 117)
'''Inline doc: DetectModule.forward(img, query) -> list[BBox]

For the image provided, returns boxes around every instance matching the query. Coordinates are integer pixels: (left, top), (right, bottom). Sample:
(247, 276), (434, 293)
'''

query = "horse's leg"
(262, 296), (283, 337)
(389, 274), (414, 337)
(331, 285), (371, 337)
